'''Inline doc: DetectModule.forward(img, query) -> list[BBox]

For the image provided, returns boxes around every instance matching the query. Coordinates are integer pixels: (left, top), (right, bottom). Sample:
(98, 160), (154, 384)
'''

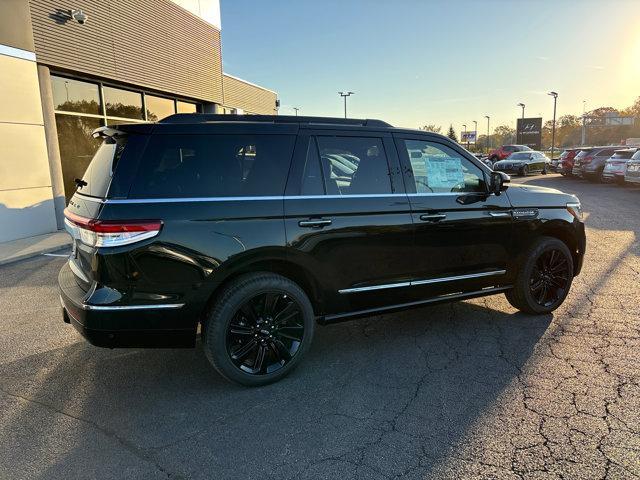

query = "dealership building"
(0, 0), (278, 243)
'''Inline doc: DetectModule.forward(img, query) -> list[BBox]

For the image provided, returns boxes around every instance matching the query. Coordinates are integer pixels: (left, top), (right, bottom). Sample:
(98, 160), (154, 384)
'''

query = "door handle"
(298, 219), (332, 228)
(488, 211), (511, 217)
(419, 213), (447, 222)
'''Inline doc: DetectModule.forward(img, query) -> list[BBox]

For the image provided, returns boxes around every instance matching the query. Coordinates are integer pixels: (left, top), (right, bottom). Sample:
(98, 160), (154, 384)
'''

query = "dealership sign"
(516, 117), (542, 150)
(461, 131), (477, 143)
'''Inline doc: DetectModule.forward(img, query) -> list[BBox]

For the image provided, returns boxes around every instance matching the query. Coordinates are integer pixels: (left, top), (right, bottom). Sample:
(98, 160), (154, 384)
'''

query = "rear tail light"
(64, 210), (162, 247)
(581, 156), (593, 164)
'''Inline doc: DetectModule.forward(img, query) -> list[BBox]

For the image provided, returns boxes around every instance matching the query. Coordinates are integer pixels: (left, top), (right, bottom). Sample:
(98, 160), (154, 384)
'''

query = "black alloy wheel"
(227, 292), (304, 375)
(203, 272), (315, 386)
(528, 249), (571, 308)
(505, 236), (574, 314)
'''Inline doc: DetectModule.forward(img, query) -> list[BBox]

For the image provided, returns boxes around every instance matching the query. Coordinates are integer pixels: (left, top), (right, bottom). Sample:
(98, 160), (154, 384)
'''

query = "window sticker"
(425, 157), (465, 189)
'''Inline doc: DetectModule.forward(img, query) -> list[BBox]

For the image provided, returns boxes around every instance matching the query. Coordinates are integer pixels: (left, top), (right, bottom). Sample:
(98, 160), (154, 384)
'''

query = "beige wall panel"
(223, 74), (277, 115)
(0, 55), (44, 125)
(0, 0), (35, 52)
(0, 123), (51, 191)
(0, 186), (57, 242)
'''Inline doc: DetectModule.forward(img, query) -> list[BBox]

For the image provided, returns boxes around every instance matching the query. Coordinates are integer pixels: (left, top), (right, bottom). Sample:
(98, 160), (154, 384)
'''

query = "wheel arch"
(536, 221), (581, 275)
(200, 258), (324, 323)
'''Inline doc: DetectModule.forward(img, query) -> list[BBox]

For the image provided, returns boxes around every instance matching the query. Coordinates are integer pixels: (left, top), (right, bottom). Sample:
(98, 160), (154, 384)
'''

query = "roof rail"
(159, 113), (392, 128)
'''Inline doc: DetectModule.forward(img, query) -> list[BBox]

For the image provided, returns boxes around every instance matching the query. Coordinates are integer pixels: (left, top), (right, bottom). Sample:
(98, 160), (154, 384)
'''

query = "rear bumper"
(58, 263), (196, 348)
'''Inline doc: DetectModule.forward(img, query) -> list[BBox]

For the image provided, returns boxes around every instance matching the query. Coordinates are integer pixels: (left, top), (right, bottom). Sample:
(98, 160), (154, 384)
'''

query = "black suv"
(60, 114), (586, 386)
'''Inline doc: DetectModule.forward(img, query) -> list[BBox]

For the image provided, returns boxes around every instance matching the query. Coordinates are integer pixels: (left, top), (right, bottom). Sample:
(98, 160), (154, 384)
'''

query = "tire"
(202, 272), (315, 386)
(541, 165), (548, 175)
(520, 165), (529, 176)
(505, 237), (574, 315)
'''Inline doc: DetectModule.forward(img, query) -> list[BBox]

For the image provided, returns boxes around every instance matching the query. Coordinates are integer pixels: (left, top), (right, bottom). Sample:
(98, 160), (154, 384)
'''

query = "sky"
(220, 0), (640, 133)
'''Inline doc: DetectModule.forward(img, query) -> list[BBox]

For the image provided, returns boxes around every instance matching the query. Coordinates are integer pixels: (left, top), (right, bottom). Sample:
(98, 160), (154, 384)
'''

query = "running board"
(317, 285), (513, 325)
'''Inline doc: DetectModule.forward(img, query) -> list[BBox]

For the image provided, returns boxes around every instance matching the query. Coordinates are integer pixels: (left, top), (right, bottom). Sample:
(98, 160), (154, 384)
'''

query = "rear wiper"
(74, 178), (87, 188)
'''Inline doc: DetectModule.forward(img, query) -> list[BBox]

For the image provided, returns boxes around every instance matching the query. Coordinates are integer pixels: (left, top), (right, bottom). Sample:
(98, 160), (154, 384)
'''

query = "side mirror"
(489, 171), (510, 195)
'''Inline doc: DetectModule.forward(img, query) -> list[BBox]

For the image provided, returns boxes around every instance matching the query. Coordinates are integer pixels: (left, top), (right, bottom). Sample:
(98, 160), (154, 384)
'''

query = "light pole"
(338, 91), (354, 119)
(581, 100), (587, 146)
(293, 107), (300, 117)
(462, 124), (467, 145)
(517, 103), (525, 119)
(484, 115), (490, 153)
(548, 91), (558, 160)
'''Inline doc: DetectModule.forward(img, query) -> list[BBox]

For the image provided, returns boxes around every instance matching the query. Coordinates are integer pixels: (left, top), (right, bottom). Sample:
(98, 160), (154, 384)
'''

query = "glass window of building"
(177, 101), (197, 113)
(146, 95), (176, 121)
(103, 86), (144, 119)
(55, 115), (103, 200)
(51, 76), (101, 115)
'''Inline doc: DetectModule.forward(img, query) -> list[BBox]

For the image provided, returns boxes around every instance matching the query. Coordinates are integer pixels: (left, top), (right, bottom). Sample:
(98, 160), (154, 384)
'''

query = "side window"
(402, 139), (487, 194)
(130, 134), (295, 198)
(316, 136), (392, 195)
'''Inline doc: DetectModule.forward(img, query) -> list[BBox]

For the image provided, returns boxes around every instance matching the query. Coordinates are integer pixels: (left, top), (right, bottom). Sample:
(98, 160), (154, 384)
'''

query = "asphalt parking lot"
(0, 174), (638, 480)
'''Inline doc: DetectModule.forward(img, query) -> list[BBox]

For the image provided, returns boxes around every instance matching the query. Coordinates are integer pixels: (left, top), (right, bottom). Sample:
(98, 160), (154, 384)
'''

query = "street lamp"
(484, 115), (490, 152)
(338, 91), (354, 119)
(462, 124), (467, 145)
(293, 107), (300, 117)
(548, 91), (558, 161)
(517, 103), (525, 119)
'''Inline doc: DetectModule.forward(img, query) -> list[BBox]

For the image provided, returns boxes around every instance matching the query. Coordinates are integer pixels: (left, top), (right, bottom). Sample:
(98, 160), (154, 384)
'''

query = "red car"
(488, 145), (532, 162)
(556, 148), (580, 176)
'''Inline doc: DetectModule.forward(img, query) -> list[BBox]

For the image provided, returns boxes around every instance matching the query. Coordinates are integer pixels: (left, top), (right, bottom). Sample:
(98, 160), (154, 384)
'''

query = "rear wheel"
(203, 273), (315, 386)
(505, 237), (574, 314)
(520, 165), (529, 176)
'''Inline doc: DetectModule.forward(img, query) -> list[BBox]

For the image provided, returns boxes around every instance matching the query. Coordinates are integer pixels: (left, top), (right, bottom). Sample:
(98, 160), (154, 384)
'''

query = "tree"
(447, 125), (458, 142)
(493, 125), (516, 147)
(420, 124), (442, 134)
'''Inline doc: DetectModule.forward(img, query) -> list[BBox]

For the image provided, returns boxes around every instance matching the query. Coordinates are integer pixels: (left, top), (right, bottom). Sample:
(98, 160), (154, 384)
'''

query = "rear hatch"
(64, 124), (152, 291)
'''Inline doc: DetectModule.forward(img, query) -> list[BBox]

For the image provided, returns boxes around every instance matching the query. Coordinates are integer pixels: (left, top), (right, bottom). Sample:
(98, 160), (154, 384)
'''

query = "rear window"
(129, 134), (296, 198)
(503, 146), (516, 152)
(611, 150), (635, 159)
(76, 137), (127, 198)
(632, 150), (640, 160)
(575, 149), (591, 158)
(596, 148), (617, 157)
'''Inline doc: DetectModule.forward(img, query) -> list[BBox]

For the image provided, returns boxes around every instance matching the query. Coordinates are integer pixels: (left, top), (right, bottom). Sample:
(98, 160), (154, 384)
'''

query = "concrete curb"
(0, 232), (72, 267)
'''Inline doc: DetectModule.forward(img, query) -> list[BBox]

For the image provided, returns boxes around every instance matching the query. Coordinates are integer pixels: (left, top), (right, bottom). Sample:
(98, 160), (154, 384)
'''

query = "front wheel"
(203, 273), (315, 386)
(542, 165), (548, 175)
(520, 165), (529, 176)
(505, 237), (574, 314)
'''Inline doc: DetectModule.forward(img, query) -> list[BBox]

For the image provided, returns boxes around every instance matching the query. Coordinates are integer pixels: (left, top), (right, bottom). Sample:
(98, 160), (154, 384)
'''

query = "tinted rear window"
(76, 136), (127, 198)
(611, 150), (635, 159)
(129, 134), (296, 198)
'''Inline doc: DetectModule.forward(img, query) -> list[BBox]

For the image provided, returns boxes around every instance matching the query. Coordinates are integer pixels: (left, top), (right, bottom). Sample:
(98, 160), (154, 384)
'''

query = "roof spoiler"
(92, 126), (126, 139)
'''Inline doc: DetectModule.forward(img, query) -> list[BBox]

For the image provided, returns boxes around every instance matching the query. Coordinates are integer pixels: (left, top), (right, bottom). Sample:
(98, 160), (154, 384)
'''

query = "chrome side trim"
(103, 194), (408, 204)
(411, 270), (506, 286)
(338, 281), (411, 294)
(82, 303), (185, 311)
(338, 270), (506, 294)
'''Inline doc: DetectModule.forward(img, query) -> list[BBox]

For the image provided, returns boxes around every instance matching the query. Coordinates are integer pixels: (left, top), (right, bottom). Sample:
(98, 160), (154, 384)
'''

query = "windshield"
(631, 150), (640, 160)
(509, 152), (530, 160)
(611, 151), (635, 159)
(76, 136), (127, 198)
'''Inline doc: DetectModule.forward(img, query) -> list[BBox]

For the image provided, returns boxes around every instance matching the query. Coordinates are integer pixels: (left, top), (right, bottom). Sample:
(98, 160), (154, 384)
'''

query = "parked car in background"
(488, 144), (532, 162)
(58, 114), (585, 386)
(602, 148), (638, 184)
(624, 149), (640, 185)
(572, 146), (621, 182)
(554, 148), (580, 175)
(492, 151), (551, 176)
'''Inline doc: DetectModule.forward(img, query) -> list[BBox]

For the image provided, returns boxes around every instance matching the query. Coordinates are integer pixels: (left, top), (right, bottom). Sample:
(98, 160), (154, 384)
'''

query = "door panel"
(284, 132), (414, 315)
(395, 134), (514, 298)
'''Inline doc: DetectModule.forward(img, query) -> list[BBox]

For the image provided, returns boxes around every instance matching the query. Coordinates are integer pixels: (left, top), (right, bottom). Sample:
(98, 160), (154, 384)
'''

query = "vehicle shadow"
(0, 300), (551, 479)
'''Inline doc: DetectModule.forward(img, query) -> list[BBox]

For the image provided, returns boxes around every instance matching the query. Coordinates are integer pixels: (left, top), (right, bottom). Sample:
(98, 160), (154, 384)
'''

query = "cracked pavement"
(0, 175), (638, 479)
